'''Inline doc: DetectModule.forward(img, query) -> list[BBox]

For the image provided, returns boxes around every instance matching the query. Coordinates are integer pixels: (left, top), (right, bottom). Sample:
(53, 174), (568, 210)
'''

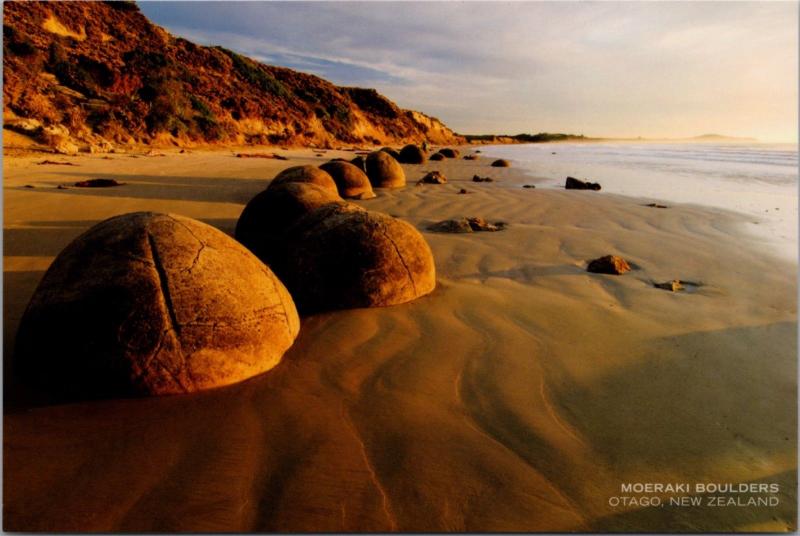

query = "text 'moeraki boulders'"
(16, 212), (300, 399)
(366, 151), (406, 188)
(235, 182), (343, 263)
(278, 205), (436, 313)
(319, 160), (376, 199)
(587, 255), (631, 275)
(268, 165), (338, 194)
(398, 144), (427, 164)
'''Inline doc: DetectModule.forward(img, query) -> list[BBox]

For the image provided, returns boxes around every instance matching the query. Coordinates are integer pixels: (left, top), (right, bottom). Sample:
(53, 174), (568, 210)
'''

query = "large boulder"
(398, 144), (427, 164)
(429, 153), (445, 161)
(350, 155), (367, 172)
(437, 148), (459, 158)
(379, 147), (401, 160)
(366, 151), (406, 188)
(15, 212), (300, 399)
(268, 165), (338, 194)
(278, 205), (436, 313)
(235, 182), (344, 263)
(319, 161), (376, 199)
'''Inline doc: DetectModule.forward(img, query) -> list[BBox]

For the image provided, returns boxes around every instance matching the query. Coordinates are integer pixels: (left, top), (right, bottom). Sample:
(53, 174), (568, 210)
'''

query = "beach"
(3, 147), (797, 531)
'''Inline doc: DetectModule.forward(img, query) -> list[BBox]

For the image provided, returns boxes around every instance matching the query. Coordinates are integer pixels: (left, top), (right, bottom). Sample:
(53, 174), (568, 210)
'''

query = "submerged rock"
(366, 151), (406, 188)
(319, 161), (376, 199)
(418, 170), (447, 185)
(428, 217), (507, 233)
(565, 176), (602, 191)
(15, 212), (300, 399)
(463, 154), (478, 160)
(491, 159), (510, 167)
(74, 178), (124, 188)
(587, 255), (631, 275)
(472, 175), (493, 182)
(645, 203), (669, 209)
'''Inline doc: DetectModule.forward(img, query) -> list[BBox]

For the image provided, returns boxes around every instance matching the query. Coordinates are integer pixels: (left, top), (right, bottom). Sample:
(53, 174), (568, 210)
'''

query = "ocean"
(482, 142), (798, 261)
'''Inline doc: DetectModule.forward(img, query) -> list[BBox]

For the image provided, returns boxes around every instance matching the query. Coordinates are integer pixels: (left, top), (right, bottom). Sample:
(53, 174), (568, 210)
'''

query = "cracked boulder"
(268, 165), (338, 194)
(366, 151), (406, 188)
(235, 182), (345, 265)
(319, 160), (376, 199)
(15, 212), (300, 399)
(276, 204), (436, 313)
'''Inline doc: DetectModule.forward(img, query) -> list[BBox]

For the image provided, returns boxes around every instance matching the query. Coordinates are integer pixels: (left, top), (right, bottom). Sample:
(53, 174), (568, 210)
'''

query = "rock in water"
(437, 148), (459, 158)
(429, 153), (445, 161)
(565, 176), (602, 191)
(74, 178), (124, 188)
(472, 175), (493, 182)
(319, 161), (376, 199)
(268, 165), (338, 194)
(587, 255), (631, 275)
(491, 159), (510, 167)
(418, 171), (447, 184)
(366, 151), (406, 188)
(236, 182), (344, 263)
(278, 205), (436, 313)
(398, 144), (427, 164)
(15, 212), (300, 399)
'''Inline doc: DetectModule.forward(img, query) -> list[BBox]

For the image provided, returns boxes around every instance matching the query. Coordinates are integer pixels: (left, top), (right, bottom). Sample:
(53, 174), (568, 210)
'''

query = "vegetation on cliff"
(2, 1), (460, 151)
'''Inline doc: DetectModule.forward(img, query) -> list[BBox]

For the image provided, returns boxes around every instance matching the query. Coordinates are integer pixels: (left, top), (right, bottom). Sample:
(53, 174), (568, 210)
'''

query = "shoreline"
(4, 148), (797, 532)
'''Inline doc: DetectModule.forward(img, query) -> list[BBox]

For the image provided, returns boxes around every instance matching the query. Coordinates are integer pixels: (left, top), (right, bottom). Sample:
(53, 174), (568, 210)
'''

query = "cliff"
(3, 1), (462, 152)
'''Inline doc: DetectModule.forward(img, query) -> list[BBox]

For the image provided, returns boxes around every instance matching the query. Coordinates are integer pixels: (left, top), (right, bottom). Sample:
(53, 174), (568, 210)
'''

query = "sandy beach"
(3, 147), (797, 531)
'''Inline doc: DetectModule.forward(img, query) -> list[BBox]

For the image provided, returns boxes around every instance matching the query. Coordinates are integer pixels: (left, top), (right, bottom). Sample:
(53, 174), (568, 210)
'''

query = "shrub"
(216, 47), (289, 98)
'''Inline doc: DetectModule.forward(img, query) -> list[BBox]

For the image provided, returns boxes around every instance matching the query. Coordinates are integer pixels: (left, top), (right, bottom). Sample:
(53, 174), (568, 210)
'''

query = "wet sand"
(3, 147), (797, 531)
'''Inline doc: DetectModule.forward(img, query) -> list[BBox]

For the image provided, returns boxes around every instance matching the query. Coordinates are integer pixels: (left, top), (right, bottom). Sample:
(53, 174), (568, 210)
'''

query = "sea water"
(482, 142), (798, 261)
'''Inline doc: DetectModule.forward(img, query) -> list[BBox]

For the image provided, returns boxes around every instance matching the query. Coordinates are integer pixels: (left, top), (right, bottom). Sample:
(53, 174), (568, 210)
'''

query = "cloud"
(140, 1), (798, 141)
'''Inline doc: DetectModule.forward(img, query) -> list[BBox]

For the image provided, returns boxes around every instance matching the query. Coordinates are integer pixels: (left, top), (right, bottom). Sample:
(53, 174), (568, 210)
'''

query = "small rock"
(565, 176), (601, 191)
(54, 139), (79, 155)
(523, 184), (536, 189)
(428, 217), (507, 233)
(56, 185), (69, 190)
(458, 188), (471, 194)
(463, 154), (478, 160)
(587, 255), (630, 275)
(37, 160), (77, 166)
(472, 175), (493, 183)
(23, 184), (35, 189)
(418, 171), (447, 184)
(74, 178), (124, 188)
(491, 159), (510, 167)
(645, 203), (668, 208)
(654, 280), (684, 292)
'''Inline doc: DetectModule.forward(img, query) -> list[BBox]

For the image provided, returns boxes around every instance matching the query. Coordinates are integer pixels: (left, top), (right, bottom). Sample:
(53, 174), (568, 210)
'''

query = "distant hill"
(689, 134), (758, 142)
(463, 132), (592, 144)
(2, 1), (461, 152)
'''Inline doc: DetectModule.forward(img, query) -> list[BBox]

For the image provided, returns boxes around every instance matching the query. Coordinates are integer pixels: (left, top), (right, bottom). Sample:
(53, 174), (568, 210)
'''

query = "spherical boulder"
(438, 148), (459, 158)
(366, 151), (406, 188)
(491, 159), (511, 167)
(235, 182), (344, 263)
(268, 165), (338, 194)
(429, 153), (445, 161)
(350, 155), (367, 172)
(398, 144), (427, 164)
(379, 146), (401, 160)
(278, 206), (436, 313)
(15, 212), (300, 399)
(319, 161), (376, 199)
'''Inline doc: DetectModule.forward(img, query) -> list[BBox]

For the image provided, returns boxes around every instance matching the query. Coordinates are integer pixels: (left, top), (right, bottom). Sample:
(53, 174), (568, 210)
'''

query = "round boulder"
(366, 151), (406, 188)
(319, 161), (376, 200)
(491, 159), (511, 167)
(429, 153), (445, 161)
(15, 212), (300, 399)
(379, 147), (401, 160)
(438, 148), (459, 158)
(279, 206), (436, 313)
(350, 155), (367, 172)
(398, 144), (427, 164)
(235, 182), (344, 263)
(268, 165), (338, 194)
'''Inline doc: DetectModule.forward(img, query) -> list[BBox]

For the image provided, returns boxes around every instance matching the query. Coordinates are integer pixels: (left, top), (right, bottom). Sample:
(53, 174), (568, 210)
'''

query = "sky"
(139, 1), (799, 142)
